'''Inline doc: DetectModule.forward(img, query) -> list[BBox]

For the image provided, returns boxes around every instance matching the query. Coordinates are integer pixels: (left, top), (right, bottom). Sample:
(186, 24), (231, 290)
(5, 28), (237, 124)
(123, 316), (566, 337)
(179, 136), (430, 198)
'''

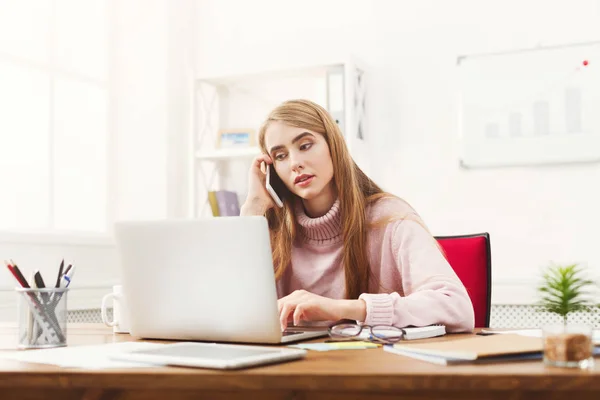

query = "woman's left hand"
(277, 290), (366, 331)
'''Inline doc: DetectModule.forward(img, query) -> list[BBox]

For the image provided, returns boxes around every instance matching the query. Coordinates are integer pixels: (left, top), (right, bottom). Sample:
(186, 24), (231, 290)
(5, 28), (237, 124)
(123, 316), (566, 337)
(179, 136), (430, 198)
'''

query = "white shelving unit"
(195, 147), (260, 162)
(190, 58), (368, 218)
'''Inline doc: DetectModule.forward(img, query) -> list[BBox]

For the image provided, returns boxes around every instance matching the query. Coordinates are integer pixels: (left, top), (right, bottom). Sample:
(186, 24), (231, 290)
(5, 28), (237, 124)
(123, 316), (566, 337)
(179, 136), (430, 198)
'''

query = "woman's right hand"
(240, 154), (276, 216)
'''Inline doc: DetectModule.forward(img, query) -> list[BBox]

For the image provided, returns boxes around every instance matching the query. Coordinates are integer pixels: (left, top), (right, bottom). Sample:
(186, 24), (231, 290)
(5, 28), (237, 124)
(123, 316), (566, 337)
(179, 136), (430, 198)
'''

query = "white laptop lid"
(114, 216), (284, 344)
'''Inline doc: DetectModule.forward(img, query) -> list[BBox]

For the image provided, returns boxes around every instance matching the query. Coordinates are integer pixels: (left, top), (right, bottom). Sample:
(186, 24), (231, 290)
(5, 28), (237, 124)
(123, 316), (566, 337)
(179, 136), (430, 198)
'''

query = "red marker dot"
(583, 60), (589, 66)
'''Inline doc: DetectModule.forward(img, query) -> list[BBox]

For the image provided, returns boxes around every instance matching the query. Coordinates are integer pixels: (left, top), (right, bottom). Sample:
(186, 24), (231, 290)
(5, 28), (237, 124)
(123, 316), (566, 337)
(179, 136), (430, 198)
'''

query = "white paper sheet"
(0, 341), (165, 369)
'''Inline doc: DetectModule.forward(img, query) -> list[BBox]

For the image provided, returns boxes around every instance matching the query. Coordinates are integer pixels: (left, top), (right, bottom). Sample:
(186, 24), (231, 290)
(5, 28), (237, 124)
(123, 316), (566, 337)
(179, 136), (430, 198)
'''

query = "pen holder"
(16, 287), (69, 349)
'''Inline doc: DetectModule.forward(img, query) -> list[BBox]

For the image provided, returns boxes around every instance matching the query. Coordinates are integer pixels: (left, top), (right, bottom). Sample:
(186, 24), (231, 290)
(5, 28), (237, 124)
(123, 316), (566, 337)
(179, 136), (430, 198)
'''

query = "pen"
(26, 271), (36, 344)
(34, 270), (47, 289)
(60, 265), (76, 288)
(5, 262), (30, 288)
(47, 264), (75, 313)
(55, 259), (64, 288)
(4, 260), (29, 289)
(34, 270), (47, 299)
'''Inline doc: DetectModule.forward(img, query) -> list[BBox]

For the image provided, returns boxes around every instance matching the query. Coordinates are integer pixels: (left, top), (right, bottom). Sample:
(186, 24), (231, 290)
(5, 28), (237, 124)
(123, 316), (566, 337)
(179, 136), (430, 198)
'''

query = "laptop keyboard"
(282, 331), (302, 336)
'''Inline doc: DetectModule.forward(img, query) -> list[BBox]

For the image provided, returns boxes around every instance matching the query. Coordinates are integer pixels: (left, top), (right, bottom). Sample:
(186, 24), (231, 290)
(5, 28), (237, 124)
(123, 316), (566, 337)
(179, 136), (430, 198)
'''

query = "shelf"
(195, 147), (260, 161)
(190, 57), (368, 218)
(196, 62), (341, 86)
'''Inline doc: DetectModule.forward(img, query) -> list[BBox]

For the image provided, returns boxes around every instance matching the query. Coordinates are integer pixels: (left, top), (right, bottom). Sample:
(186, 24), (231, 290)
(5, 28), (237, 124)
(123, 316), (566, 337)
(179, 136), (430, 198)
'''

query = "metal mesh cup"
(16, 287), (68, 349)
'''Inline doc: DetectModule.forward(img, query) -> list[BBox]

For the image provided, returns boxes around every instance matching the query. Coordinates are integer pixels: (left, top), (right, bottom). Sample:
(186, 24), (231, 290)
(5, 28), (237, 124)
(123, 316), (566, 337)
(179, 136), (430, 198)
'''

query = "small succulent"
(537, 263), (596, 325)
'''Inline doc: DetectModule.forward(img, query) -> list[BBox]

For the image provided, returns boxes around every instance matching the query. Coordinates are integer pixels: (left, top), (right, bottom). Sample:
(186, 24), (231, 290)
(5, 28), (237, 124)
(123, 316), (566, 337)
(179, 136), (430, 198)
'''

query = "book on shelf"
(207, 191), (220, 216)
(207, 190), (240, 217)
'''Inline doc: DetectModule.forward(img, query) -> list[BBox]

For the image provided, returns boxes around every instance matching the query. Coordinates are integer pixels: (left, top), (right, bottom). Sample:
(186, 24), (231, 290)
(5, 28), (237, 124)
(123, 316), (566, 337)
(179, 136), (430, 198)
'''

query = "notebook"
(480, 329), (600, 345)
(351, 325), (446, 341)
(384, 346), (548, 365)
(402, 325), (446, 340)
(384, 333), (544, 365)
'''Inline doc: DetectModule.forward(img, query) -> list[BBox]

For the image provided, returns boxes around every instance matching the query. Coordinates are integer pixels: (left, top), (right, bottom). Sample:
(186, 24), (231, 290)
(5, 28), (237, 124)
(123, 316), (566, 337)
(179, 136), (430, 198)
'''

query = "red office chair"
(435, 233), (491, 328)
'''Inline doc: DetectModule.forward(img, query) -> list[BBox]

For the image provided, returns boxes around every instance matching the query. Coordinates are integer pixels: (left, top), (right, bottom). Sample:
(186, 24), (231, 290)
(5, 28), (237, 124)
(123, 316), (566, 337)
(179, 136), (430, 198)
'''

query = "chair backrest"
(435, 233), (491, 328)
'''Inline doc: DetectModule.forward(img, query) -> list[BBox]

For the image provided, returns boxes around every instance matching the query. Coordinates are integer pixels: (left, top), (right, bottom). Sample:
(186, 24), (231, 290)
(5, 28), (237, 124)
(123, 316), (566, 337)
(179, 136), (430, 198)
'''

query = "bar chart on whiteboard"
(458, 41), (600, 168)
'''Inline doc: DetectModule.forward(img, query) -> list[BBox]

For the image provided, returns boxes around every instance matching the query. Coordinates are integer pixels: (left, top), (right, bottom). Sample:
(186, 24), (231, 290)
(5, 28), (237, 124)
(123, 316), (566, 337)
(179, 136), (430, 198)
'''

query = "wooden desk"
(0, 324), (599, 400)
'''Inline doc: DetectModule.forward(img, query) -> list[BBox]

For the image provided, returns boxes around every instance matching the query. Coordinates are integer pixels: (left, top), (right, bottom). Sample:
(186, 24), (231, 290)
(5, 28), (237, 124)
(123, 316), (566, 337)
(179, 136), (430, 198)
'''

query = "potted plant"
(537, 263), (597, 368)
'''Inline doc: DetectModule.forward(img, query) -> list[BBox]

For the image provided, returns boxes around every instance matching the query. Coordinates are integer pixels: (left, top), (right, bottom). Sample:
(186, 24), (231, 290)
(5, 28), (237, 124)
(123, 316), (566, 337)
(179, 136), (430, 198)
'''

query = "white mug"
(101, 285), (130, 334)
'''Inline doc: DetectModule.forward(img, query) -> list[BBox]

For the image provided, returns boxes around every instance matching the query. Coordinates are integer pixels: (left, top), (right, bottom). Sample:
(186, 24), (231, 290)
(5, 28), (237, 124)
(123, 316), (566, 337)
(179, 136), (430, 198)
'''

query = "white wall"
(110, 0), (194, 221)
(194, 0), (600, 303)
(0, 0), (195, 321)
(111, 0), (194, 221)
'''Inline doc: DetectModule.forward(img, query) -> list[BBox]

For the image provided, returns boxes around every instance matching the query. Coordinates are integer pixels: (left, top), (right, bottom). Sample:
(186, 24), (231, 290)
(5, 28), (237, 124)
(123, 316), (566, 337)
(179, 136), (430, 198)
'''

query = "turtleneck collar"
(295, 198), (342, 245)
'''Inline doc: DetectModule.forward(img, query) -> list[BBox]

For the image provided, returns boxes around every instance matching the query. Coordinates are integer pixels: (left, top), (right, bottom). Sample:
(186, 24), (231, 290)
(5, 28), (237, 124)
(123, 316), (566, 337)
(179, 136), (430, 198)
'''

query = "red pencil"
(5, 263), (30, 288)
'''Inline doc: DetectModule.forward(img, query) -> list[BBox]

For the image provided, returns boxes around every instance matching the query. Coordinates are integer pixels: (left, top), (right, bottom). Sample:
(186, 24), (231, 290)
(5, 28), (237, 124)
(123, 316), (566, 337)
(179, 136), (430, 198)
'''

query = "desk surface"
(0, 323), (599, 400)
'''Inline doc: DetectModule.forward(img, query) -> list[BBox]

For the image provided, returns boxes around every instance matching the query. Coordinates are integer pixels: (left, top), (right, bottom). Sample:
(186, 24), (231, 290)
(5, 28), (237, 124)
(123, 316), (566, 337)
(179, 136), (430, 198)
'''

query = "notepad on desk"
(402, 325), (446, 340)
(384, 334), (546, 365)
(348, 325), (446, 341)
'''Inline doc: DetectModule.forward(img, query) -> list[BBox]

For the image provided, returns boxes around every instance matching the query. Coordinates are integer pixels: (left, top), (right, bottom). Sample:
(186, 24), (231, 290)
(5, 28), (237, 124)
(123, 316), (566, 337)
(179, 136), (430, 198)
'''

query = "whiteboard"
(458, 41), (600, 168)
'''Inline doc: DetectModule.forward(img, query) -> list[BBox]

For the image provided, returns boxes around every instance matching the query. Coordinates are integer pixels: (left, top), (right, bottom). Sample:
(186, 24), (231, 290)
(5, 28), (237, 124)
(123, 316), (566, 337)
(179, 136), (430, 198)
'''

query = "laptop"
(113, 216), (328, 344)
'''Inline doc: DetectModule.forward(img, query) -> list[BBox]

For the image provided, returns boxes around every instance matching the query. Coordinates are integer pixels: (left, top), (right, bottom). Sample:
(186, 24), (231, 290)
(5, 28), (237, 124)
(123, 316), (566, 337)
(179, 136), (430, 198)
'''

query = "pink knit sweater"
(276, 197), (475, 332)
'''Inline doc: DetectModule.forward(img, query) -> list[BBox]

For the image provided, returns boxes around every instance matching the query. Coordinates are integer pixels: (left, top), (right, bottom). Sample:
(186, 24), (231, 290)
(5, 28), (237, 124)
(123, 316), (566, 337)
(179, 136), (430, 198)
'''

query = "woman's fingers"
(278, 291), (315, 330)
(253, 154), (272, 172)
(293, 304), (306, 326)
(279, 303), (295, 331)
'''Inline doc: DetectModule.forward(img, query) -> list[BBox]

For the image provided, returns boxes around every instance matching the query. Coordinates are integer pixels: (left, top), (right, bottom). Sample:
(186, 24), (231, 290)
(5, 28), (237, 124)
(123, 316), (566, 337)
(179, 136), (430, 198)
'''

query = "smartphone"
(265, 164), (285, 208)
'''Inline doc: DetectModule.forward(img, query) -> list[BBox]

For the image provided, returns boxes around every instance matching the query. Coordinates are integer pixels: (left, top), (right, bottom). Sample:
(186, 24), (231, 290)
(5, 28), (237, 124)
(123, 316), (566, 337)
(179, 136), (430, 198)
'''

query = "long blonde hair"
(259, 99), (417, 299)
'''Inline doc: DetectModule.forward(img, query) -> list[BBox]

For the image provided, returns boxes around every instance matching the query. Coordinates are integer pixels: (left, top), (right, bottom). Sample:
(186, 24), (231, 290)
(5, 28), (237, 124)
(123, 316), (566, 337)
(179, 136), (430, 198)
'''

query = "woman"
(241, 99), (474, 333)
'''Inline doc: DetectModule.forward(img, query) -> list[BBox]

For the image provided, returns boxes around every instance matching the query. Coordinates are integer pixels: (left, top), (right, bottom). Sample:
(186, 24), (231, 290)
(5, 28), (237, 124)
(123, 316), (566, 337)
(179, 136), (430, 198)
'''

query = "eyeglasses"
(328, 322), (404, 344)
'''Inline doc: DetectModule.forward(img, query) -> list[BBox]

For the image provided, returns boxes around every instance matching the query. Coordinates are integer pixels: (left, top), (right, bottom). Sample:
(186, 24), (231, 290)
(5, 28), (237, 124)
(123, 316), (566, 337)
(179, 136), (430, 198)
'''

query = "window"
(0, 0), (108, 232)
